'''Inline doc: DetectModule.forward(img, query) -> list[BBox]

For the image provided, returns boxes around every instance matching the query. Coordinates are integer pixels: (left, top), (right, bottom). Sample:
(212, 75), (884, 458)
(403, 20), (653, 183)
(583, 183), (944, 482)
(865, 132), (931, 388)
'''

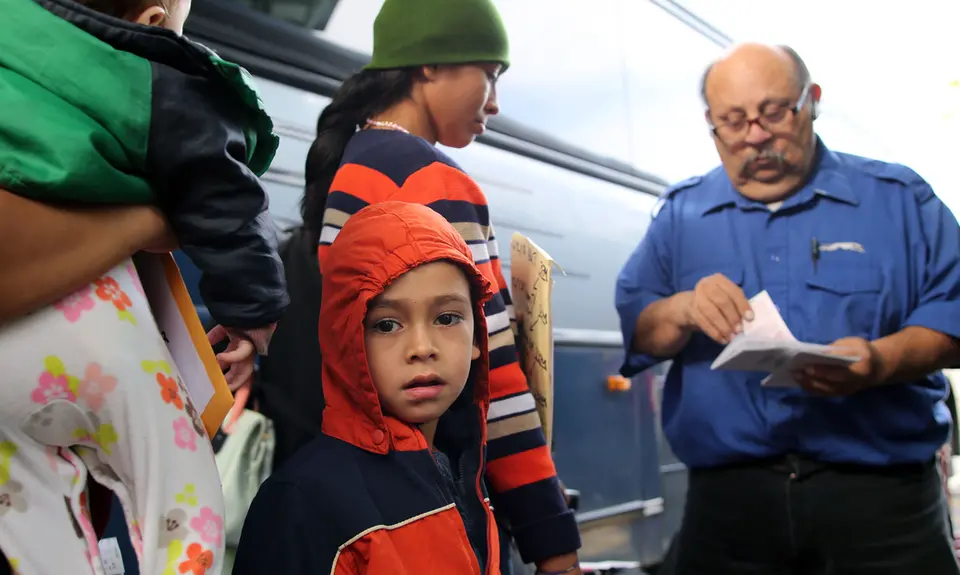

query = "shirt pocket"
(804, 261), (884, 338)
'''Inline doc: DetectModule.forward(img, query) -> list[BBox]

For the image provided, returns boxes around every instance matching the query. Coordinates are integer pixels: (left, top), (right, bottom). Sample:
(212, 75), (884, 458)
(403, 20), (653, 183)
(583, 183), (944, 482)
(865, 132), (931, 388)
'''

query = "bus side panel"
(649, 364), (687, 561)
(551, 345), (673, 567)
(552, 345), (648, 508)
(174, 72), (682, 570)
(457, 138), (676, 566)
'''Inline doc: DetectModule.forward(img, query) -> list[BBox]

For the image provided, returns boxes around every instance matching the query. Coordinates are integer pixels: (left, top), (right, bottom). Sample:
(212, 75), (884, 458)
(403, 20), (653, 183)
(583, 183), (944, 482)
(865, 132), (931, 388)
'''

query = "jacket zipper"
(422, 413), (491, 575)
(473, 412), (492, 575)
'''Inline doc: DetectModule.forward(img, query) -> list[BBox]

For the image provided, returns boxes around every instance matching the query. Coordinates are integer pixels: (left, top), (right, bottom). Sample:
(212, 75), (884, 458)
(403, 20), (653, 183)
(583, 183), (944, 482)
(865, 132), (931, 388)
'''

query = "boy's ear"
(471, 343), (480, 361)
(134, 5), (167, 27)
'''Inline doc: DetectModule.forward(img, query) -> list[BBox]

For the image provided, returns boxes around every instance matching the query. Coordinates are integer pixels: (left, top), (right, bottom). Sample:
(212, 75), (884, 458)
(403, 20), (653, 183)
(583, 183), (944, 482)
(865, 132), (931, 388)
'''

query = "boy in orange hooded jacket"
(234, 201), (503, 574)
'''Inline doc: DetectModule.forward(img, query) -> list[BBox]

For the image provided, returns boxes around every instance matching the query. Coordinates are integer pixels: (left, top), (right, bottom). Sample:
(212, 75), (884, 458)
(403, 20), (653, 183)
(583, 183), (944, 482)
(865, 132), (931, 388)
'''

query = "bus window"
(493, 1), (724, 181)
(619, 0), (723, 181)
(233, 0), (340, 30)
(222, 0), (725, 183)
(492, 1), (633, 165)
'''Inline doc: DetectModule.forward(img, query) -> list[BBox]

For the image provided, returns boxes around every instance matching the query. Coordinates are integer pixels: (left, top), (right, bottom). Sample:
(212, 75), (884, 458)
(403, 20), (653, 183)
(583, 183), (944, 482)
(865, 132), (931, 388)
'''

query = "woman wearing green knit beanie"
(298, 1), (584, 574)
(302, 0), (510, 227)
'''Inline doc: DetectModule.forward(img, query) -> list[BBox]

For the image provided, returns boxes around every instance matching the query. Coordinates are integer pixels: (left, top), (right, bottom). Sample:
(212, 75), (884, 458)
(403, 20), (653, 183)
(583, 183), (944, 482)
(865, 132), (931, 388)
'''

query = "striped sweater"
(317, 129), (580, 562)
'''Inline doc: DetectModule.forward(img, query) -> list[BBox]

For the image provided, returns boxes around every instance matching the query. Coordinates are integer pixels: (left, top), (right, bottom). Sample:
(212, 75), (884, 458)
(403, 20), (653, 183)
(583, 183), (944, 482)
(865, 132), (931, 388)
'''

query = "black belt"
(694, 453), (935, 481)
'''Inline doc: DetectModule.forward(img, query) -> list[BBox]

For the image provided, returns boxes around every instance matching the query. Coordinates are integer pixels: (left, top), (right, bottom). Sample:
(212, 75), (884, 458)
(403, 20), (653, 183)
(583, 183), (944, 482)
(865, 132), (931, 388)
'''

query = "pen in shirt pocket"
(811, 237), (820, 274)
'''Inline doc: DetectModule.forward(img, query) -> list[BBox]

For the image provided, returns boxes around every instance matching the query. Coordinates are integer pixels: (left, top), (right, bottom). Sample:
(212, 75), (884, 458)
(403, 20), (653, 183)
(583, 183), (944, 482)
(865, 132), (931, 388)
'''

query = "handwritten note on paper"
(509, 233), (562, 448)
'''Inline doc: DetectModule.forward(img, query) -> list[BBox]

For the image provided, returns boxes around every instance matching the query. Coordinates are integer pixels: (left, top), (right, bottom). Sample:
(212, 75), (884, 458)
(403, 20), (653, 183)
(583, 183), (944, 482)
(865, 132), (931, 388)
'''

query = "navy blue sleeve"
(614, 199), (676, 377)
(146, 65), (288, 329)
(232, 480), (337, 574)
(903, 182), (960, 339)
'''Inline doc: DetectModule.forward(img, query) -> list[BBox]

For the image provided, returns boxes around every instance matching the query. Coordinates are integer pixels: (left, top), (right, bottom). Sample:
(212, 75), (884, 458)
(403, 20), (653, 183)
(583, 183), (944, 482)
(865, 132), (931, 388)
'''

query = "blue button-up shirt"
(615, 140), (960, 468)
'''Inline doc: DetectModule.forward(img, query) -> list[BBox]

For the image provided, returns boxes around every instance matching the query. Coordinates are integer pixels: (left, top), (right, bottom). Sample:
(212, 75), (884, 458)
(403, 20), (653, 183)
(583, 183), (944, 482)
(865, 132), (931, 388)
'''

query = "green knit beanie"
(365, 0), (510, 71)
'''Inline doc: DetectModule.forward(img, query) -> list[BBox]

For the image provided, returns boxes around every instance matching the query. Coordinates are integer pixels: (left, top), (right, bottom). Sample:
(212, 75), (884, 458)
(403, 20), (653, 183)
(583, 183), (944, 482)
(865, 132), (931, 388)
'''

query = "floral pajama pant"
(0, 259), (225, 575)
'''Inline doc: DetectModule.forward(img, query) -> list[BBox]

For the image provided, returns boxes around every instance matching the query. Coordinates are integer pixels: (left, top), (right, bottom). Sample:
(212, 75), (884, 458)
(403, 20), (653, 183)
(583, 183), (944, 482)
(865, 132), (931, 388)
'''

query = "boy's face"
(364, 261), (480, 429)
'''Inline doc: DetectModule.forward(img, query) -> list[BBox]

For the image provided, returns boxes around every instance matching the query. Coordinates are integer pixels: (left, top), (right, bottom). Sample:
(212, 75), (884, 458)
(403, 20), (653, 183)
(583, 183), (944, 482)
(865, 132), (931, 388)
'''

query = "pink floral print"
(4, 260), (226, 574)
(44, 446), (59, 474)
(126, 262), (145, 297)
(76, 491), (101, 560)
(30, 371), (77, 404)
(189, 507), (224, 547)
(94, 276), (132, 313)
(53, 286), (96, 323)
(130, 520), (144, 559)
(83, 549), (99, 573)
(173, 417), (198, 451)
(77, 363), (117, 413)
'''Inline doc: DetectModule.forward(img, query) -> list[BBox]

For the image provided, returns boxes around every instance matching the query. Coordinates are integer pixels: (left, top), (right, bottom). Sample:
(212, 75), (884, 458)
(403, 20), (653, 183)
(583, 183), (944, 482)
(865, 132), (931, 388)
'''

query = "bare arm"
(633, 273), (754, 357)
(632, 291), (695, 356)
(874, 327), (960, 385)
(0, 190), (170, 324)
(617, 194), (752, 367)
(801, 183), (960, 396)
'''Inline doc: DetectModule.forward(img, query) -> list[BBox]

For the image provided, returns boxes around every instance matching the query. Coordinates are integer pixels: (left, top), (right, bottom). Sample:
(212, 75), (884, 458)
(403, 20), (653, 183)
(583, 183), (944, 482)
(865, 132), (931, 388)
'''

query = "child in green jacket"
(0, 0), (287, 573)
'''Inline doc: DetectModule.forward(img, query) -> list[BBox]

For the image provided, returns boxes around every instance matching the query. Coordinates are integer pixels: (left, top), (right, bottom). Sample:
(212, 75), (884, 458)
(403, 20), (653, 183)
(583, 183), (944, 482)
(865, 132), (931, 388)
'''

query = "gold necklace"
(364, 119), (410, 134)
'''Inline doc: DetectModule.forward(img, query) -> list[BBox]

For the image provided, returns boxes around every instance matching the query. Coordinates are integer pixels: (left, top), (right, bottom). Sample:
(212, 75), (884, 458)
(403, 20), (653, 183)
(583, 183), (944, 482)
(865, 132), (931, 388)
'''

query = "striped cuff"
(495, 476), (581, 563)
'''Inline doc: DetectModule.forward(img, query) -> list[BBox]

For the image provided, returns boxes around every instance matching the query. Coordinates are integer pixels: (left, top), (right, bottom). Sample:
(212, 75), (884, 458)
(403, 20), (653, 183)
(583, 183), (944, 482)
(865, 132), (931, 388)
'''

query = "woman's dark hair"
(302, 69), (416, 236)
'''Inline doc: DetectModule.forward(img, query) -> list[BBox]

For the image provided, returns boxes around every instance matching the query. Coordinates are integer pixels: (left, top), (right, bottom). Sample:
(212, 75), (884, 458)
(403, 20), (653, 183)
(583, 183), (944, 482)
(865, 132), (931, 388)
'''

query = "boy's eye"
(436, 313), (464, 327)
(373, 319), (401, 333)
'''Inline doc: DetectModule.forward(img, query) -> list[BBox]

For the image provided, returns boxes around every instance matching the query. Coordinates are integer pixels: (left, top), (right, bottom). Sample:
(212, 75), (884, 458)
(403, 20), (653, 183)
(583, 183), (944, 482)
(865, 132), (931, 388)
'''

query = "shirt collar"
(700, 137), (859, 216)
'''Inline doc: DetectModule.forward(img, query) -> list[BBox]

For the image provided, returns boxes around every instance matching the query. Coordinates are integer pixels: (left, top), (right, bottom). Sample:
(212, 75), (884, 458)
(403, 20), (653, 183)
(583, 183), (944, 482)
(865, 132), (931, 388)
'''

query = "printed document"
(710, 291), (860, 387)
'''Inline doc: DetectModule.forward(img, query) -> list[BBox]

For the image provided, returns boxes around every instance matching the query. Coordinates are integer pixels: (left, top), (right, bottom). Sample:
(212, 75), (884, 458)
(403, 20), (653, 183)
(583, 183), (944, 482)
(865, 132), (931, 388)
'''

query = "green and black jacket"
(0, 0), (288, 328)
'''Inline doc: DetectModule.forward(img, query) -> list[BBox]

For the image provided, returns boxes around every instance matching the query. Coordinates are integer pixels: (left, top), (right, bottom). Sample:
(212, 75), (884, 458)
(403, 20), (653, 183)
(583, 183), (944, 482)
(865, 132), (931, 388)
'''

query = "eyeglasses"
(707, 83), (811, 143)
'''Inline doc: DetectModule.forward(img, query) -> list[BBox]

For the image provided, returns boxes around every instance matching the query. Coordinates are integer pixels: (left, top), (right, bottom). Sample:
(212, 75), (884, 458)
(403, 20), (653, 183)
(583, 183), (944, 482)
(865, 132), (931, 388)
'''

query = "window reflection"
(233, 0), (339, 29)
(233, 0), (729, 183)
(618, 1), (722, 181)
(492, 1), (633, 164)
(484, 0), (728, 182)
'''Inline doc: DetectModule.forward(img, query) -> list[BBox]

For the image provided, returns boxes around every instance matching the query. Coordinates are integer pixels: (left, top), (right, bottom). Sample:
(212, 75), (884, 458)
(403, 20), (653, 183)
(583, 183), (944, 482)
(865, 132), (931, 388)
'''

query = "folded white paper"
(710, 291), (860, 387)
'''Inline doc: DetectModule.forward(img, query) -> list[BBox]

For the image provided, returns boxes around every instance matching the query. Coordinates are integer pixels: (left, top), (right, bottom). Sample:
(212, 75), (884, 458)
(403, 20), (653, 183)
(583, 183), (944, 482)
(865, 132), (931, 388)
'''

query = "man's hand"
(794, 336), (887, 396)
(207, 324), (257, 393)
(685, 273), (754, 344)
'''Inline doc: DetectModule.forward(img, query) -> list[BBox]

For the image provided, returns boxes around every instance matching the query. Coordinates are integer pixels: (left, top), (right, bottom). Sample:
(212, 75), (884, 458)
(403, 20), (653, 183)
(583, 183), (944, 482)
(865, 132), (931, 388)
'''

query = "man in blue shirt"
(616, 42), (960, 574)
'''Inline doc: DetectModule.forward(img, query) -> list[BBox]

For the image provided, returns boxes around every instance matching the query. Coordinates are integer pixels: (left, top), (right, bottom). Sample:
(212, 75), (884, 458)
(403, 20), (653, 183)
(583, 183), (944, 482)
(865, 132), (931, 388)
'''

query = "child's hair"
(75, 0), (172, 20)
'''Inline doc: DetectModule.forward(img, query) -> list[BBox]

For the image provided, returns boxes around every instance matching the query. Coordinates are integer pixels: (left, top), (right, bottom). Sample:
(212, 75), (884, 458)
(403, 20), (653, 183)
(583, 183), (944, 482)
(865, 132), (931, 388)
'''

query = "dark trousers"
(663, 455), (959, 575)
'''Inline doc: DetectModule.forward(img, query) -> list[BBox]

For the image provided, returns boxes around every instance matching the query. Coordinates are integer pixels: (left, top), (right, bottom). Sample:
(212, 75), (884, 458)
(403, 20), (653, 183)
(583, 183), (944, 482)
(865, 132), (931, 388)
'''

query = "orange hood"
(319, 201), (494, 455)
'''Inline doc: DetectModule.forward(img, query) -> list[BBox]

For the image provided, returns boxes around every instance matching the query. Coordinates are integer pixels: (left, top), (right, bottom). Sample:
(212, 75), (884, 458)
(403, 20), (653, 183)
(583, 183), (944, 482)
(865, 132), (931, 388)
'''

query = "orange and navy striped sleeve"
(317, 130), (580, 562)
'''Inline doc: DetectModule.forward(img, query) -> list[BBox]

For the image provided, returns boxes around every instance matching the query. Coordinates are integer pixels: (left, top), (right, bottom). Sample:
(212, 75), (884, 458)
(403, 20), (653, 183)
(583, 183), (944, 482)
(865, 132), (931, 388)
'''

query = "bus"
(106, 1), (743, 573)
(89, 1), (960, 573)
(174, 0), (730, 572)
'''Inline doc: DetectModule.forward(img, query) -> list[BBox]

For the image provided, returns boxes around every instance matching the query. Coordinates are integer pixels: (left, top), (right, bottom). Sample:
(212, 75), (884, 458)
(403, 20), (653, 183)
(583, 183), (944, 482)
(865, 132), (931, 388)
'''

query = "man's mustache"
(740, 149), (788, 177)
